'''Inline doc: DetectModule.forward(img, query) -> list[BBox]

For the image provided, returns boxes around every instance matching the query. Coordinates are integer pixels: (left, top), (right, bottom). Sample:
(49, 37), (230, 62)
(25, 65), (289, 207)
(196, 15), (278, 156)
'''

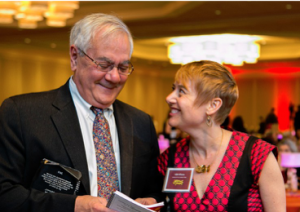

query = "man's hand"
(75, 195), (117, 212)
(135, 197), (157, 205)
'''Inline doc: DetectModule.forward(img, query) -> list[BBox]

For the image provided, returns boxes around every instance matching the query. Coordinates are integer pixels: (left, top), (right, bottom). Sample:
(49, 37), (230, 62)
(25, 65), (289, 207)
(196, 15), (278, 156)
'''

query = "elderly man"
(0, 13), (163, 212)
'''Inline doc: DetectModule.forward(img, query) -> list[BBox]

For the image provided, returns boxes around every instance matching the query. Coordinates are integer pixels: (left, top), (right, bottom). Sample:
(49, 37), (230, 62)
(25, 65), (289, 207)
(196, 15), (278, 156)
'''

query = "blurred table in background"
(286, 190), (300, 212)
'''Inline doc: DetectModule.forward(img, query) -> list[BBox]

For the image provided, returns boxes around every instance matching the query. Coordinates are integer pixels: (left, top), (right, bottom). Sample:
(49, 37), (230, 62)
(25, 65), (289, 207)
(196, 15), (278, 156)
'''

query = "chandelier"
(0, 1), (79, 28)
(168, 34), (260, 66)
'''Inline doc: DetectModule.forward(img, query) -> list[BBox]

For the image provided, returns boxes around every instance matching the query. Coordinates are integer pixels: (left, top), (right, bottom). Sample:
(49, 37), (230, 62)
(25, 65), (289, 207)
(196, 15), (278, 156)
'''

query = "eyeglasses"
(77, 47), (134, 76)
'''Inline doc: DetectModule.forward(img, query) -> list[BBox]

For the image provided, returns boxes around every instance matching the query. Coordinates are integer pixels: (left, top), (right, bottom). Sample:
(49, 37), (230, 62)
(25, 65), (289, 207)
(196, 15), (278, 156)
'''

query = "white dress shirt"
(69, 77), (121, 197)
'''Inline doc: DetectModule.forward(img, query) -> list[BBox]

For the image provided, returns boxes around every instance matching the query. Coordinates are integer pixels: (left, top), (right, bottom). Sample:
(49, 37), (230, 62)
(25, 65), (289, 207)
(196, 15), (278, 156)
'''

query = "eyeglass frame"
(77, 47), (134, 76)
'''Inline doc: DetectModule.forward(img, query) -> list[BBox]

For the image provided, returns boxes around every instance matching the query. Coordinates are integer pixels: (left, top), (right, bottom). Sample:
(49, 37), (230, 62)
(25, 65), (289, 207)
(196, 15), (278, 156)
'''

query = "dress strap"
(227, 135), (258, 212)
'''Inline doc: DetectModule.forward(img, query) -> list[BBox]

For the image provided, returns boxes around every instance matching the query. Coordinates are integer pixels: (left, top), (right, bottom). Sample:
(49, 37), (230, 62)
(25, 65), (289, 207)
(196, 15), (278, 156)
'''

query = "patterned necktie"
(91, 107), (119, 200)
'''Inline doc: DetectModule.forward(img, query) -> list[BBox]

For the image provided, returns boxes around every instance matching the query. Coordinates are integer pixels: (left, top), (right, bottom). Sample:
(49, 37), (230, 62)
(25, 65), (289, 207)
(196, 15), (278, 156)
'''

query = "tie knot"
(91, 106), (103, 115)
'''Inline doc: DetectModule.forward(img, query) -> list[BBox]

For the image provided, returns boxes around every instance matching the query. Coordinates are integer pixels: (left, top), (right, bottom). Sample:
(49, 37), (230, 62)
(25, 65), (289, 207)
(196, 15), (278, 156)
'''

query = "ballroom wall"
(231, 61), (300, 133)
(1, 50), (300, 134)
(0, 50), (176, 134)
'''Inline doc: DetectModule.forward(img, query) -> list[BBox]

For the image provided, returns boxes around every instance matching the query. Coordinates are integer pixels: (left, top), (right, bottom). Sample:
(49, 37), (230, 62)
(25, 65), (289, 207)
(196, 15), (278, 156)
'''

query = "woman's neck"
(189, 126), (224, 158)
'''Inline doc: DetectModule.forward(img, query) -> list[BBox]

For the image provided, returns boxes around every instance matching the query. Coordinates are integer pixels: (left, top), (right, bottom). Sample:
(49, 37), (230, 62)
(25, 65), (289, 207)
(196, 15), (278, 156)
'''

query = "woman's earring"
(206, 115), (212, 127)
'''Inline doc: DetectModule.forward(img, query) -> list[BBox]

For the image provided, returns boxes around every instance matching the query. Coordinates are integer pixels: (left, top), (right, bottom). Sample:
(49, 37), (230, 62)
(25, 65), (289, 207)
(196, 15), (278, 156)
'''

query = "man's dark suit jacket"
(0, 80), (163, 212)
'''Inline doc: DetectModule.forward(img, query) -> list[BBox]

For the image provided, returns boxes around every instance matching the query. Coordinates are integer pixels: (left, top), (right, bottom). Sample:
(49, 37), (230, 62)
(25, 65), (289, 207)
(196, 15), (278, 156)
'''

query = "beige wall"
(0, 50), (177, 134)
(1, 50), (300, 134)
(234, 76), (300, 132)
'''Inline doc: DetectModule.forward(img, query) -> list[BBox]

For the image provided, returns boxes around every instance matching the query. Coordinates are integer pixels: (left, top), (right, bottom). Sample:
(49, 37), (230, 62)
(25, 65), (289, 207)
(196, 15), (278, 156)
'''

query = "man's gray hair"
(70, 13), (133, 56)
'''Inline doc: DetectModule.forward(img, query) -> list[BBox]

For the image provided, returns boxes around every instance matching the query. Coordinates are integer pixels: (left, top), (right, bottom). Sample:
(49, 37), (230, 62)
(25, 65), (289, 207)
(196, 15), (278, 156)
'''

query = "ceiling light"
(18, 19), (37, 29)
(0, 14), (14, 23)
(0, 1), (79, 28)
(0, 2), (17, 15)
(47, 18), (66, 27)
(168, 34), (261, 66)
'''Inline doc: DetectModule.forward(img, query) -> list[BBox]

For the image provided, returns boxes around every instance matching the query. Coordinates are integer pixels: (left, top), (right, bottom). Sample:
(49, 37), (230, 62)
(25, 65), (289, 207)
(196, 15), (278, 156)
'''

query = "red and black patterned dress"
(157, 131), (276, 212)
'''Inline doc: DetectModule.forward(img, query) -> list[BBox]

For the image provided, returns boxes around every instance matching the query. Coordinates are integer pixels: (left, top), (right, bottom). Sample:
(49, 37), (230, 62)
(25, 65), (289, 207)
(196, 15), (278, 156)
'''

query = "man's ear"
(70, 45), (78, 71)
(206, 97), (223, 115)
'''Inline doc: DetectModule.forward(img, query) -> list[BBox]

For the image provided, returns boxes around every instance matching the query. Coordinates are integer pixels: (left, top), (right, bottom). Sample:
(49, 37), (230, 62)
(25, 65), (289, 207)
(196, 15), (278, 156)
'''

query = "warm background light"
(0, 1), (79, 28)
(168, 34), (260, 66)
(1, 1), (300, 135)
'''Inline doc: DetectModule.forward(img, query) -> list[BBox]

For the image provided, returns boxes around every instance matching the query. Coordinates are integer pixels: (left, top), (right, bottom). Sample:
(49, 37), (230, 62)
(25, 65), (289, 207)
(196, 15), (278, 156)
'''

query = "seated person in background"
(265, 107), (278, 128)
(221, 115), (233, 131)
(277, 138), (299, 186)
(262, 124), (279, 145)
(232, 115), (247, 133)
(257, 115), (266, 135)
(150, 60), (285, 211)
(162, 112), (184, 145)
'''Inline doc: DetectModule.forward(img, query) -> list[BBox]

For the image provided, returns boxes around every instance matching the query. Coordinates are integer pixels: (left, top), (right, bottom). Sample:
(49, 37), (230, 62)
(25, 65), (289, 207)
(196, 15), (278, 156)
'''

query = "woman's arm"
(258, 152), (286, 212)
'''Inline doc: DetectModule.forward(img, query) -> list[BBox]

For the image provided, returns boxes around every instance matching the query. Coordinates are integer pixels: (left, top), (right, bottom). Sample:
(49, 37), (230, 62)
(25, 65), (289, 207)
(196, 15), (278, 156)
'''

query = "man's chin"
(93, 90), (121, 107)
(95, 101), (114, 108)
(94, 96), (116, 108)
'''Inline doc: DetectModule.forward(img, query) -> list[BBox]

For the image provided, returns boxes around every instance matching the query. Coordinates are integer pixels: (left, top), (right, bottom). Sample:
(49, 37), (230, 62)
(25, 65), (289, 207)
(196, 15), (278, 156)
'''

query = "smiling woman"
(157, 60), (286, 212)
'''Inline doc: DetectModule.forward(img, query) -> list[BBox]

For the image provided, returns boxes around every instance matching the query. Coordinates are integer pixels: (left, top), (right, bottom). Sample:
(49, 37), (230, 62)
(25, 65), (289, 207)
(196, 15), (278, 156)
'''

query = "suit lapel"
(113, 100), (133, 196)
(51, 81), (90, 194)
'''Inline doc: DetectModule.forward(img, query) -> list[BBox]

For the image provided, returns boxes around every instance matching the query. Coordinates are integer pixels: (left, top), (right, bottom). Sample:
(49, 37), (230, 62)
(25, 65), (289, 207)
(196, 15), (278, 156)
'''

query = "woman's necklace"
(190, 129), (223, 173)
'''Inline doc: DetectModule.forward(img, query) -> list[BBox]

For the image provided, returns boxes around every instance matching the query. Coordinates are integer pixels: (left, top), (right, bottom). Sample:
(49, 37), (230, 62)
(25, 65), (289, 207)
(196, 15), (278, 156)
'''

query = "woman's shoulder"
(251, 136), (277, 158)
(158, 137), (189, 163)
(230, 130), (251, 145)
(160, 137), (190, 157)
(231, 131), (276, 151)
(175, 136), (190, 151)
